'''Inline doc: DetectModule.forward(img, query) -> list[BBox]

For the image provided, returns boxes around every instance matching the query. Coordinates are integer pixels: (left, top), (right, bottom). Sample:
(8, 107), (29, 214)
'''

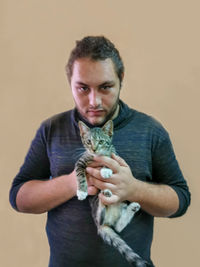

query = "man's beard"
(99, 98), (119, 125)
(76, 97), (120, 127)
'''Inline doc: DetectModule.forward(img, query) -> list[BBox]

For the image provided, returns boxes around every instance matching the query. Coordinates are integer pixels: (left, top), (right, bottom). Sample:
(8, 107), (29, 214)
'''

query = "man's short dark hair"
(66, 36), (124, 85)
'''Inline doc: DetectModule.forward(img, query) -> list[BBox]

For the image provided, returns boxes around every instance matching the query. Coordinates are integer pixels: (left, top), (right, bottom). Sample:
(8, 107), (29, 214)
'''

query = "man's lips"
(87, 110), (105, 116)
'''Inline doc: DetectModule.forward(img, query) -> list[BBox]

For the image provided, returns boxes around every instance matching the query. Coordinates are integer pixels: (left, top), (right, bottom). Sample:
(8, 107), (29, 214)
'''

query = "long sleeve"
(9, 122), (51, 211)
(152, 130), (191, 218)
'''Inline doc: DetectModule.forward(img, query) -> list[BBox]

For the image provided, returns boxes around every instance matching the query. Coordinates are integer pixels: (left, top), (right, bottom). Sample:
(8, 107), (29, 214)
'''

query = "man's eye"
(101, 85), (111, 90)
(80, 86), (88, 91)
(77, 86), (89, 92)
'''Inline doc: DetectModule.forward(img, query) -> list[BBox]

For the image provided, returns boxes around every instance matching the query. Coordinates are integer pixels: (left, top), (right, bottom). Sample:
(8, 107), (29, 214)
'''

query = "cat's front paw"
(77, 190), (88, 200)
(100, 167), (113, 179)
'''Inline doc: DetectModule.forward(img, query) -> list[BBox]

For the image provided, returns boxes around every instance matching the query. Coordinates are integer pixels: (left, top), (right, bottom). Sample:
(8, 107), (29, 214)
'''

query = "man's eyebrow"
(75, 81), (88, 86)
(99, 81), (115, 86)
(75, 81), (115, 86)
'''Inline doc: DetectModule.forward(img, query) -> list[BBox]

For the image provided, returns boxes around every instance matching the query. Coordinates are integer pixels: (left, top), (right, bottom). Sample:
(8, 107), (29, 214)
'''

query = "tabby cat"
(75, 120), (148, 267)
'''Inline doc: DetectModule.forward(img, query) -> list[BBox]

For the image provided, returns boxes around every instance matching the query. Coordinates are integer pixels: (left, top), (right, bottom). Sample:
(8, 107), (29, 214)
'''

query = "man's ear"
(120, 72), (124, 89)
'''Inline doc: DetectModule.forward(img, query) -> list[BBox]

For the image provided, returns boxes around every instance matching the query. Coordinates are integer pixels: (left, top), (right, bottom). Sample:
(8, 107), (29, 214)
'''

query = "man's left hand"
(86, 153), (137, 205)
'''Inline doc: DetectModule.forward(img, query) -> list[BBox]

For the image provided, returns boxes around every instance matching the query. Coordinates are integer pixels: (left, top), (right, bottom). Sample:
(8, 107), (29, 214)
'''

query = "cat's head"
(78, 120), (113, 156)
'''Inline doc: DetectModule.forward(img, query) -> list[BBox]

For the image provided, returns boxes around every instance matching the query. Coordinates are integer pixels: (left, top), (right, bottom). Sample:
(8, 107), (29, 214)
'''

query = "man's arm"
(13, 170), (99, 214)
(15, 172), (76, 214)
(101, 178), (179, 218)
(129, 182), (179, 217)
(122, 179), (179, 218)
(10, 120), (89, 214)
(86, 154), (189, 218)
(14, 170), (99, 214)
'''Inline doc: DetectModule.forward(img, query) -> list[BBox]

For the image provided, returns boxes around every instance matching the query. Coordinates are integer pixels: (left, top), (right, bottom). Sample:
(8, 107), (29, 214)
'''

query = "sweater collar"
(72, 100), (135, 130)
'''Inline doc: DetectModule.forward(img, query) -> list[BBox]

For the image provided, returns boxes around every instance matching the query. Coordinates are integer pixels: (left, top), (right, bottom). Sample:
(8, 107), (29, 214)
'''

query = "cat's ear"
(78, 121), (89, 137)
(102, 120), (113, 137)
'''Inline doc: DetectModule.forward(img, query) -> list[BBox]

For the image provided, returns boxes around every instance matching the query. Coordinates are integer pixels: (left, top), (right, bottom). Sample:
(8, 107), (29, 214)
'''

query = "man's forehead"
(72, 58), (116, 75)
(71, 57), (118, 85)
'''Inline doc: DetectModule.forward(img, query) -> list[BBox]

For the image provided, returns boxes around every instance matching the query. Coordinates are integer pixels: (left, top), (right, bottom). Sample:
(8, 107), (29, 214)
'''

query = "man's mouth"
(87, 109), (105, 116)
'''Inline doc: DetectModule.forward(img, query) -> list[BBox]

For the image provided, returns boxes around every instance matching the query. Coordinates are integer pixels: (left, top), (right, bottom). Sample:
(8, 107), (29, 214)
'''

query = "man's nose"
(89, 90), (102, 107)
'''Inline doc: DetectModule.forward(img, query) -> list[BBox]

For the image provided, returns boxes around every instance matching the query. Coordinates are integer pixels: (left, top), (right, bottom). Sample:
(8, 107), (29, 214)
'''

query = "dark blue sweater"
(9, 101), (190, 267)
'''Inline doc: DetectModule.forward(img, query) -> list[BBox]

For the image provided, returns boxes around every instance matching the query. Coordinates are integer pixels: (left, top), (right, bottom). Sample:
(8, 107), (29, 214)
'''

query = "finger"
(88, 186), (99, 196)
(89, 176), (116, 192)
(111, 153), (128, 167)
(87, 176), (95, 186)
(93, 155), (119, 173)
(87, 161), (103, 168)
(86, 167), (102, 180)
(98, 192), (120, 205)
(87, 167), (116, 185)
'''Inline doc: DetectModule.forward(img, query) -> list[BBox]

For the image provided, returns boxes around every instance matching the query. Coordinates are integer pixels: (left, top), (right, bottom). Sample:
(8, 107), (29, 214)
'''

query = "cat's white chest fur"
(97, 202), (122, 225)
(104, 204), (122, 223)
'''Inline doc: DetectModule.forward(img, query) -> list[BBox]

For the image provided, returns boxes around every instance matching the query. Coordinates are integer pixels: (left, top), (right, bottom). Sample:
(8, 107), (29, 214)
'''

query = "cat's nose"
(92, 145), (97, 152)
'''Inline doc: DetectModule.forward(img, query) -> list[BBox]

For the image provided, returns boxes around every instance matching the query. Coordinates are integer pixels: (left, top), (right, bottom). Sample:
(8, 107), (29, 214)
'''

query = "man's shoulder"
(35, 109), (75, 138)
(42, 109), (73, 127)
(130, 108), (161, 126)
(129, 108), (169, 138)
(119, 101), (166, 133)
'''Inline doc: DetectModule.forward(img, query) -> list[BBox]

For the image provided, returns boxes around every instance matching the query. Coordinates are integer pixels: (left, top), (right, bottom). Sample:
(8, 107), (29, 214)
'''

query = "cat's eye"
(99, 140), (104, 145)
(86, 140), (91, 145)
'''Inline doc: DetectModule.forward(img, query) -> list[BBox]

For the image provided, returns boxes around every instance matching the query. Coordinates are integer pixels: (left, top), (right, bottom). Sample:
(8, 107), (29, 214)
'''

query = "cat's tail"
(98, 225), (148, 267)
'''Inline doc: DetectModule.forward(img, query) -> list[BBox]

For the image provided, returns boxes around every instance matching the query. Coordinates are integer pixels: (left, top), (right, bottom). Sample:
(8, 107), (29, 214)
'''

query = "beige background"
(1, 0), (199, 266)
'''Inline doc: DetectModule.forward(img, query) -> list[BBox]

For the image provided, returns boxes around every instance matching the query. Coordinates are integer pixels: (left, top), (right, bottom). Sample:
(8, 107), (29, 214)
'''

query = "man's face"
(70, 57), (122, 126)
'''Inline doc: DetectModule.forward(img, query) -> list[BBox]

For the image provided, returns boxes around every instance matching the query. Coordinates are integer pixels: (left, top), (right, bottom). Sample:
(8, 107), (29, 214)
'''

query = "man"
(10, 36), (191, 267)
